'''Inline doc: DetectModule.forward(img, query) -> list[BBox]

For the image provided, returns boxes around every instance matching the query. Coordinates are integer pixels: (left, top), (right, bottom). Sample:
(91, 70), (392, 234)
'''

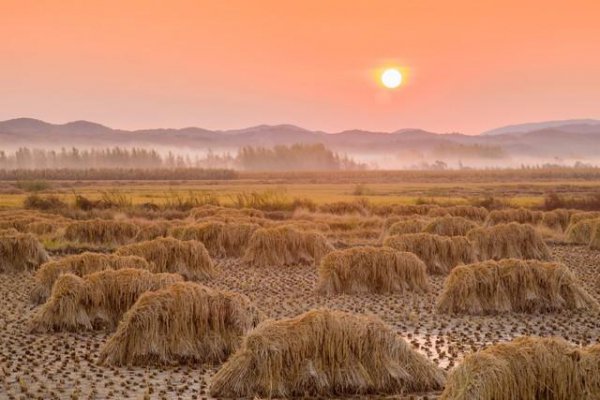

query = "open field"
(2, 174), (600, 399)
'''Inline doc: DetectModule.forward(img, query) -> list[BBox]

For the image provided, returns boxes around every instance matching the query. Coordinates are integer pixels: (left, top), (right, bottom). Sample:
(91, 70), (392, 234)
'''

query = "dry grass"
(64, 219), (140, 245)
(116, 237), (215, 281)
(436, 259), (598, 315)
(0, 232), (48, 273)
(440, 336), (600, 400)
(210, 309), (445, 398)
(569, 211), (600, 225)
(423, 216), (479, 237)
(387, 219), (428, 236)
(486, 208), (543, 226)
(565, 218), (600, 245)
(29, 268), (183, 332)
(134, 221), (172, 241)
(589, 224), (600, 250)
(384, 233), (476, 274)
(30, 252), (151, 304)
(242, 226), (334, 267)
(541, 209), (572, 232)
(171, 221), (259, 258)
(317, 246), (429, 294)
(190, 205), (265, 220)
(98, 281), (263, 366)
(428, 205), (489, 222)
(467, 222), (552, 261)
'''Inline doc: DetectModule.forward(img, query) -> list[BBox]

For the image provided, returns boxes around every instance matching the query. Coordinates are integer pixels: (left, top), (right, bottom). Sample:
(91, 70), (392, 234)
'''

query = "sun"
(381, 68), (402, 89)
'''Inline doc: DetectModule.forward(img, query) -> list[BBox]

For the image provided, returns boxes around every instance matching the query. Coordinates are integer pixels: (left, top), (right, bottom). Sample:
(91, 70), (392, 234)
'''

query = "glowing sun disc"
(381, 68), (402, 89)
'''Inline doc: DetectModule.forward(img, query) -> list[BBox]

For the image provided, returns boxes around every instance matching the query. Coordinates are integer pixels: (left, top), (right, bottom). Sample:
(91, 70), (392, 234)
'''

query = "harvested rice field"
(2, 199), (600, 399)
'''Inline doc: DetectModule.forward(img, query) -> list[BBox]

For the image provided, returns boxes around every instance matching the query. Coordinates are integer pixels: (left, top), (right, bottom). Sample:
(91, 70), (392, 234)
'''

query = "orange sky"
(1, 0), (599, 134)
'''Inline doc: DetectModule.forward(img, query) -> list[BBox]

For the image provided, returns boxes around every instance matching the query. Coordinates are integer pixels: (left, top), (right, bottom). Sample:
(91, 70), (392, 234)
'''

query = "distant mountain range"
(2, 117), (600, 168)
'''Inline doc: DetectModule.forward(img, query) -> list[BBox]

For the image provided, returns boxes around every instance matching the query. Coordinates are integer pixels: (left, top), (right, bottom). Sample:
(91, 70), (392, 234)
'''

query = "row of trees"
(0, 144), (366, 171)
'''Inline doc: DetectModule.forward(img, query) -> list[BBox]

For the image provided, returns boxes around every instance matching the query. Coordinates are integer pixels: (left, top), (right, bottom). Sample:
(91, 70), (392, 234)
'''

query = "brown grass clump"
(64, 219), (140, 245)
(0, 232), (49, 273)
(384, 233), (476, 274)
(436, 259), (598, 315)
(29, 268), (183, 332)
(190, 205), (265, 220)
(569, 211), (600, 225)
(589, 224), (600, 250)
(541, 209), (571, 231)
(210, 309), (445, 398)
(30, 252), (151, 304)
(387, 219), (427, 236)
(565, 218), (600, 245)
(171, 221), (259, 258)
(243, 226), (334, 267)
(318, 246), (429, 295)
(134, 221), (172, 241)
(467, 222), (552, 261)
(423, 216), (479, 236)
(98, 282), (263, 366)
(116, 237), (215, 281)
(428, 206), (489, 222)
(440, 336), (600, 400)
(485, 208), (543, 226)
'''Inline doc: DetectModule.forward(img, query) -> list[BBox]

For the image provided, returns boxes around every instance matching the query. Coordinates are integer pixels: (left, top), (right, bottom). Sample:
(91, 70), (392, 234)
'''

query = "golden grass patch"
(64, 219), (140, 245)
(565, 218), (600, 245)
(171, 221), (259, 258)
(486, 208), (543, 226)
(423, 216), (479, 237)
(0, 232), (48, 273)
(467, 222), (551, 261)
(428, 205), (489, 222)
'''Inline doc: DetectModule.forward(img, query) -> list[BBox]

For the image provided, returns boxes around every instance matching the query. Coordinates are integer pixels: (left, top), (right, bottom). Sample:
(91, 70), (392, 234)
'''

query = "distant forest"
(0, 144), (366, 171)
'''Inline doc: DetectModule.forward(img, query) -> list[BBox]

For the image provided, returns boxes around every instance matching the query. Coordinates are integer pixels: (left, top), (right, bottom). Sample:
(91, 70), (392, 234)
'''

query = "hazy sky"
(1, 0), (599, 134)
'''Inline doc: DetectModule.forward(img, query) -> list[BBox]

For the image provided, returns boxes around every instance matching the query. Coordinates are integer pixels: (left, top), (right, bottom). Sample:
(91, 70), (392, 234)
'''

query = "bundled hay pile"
(29, 268), (182, 332)
(589, 224), (600, 250)
(428, 206), (489, 222)
(171, 222), (259, 258)
(565, 218), (600, 245)
(467, 223), (551, 261)
(210, 309), (445, 398)
(64, 219), (140, 245)
(243, 226), (334, 267)
(569, 211), (600, 225)
(440, 336), (600, 400)
(423, 216), (479, 237)
(387, 219), (427, 236)
(436, 259), (598, 314)
(271, 220), (331, 233)
(318, 246), (429, 294)
(485, 208), (543, 226)
(0, 232), (49, 273)
(116, 237), (215, 281)
(98, 282), (263, 365)
(384, 233), (476, 274)
(541, 209), (571, 232)
(134, 221), (172, 242)
(30, 252), (151, 304)
(387, 204), (438, 216)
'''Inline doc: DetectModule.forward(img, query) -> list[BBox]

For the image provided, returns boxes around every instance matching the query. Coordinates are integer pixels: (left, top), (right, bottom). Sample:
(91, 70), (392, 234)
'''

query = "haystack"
(589, 224), (600, 250)
(171, 221), (259, 258)
(29, 268), (183, 332)
(485, 208), (543, 226)
(565, 217), (600, 245)
(428, 206), (489, 222)
(318, 246), (429, 294)
(190, 205), (265, 220)
(116, 237), (215, 281)
(0, 232), (48, 273)
(210, 309), (445, 398)
(436, 259), (598, 315)
(64, 219), (140, 245)
(569, 211), (600, 225)
(384, 233), (476, 274)
(440, 336), (600, 400)
(242, 226), (334, 267)
(98, 282), (263, 366)
(387, 219), (427, 236)
(30, 252), (151, 304)
(541, 209), (571, 231)
(467, 223), (551, 261)
(134, 221), (171, 241)
(423, 216), (479, 237)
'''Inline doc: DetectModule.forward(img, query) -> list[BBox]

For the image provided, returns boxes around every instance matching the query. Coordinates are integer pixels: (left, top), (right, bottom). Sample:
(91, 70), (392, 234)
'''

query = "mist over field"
(1, 118), (600, 170)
